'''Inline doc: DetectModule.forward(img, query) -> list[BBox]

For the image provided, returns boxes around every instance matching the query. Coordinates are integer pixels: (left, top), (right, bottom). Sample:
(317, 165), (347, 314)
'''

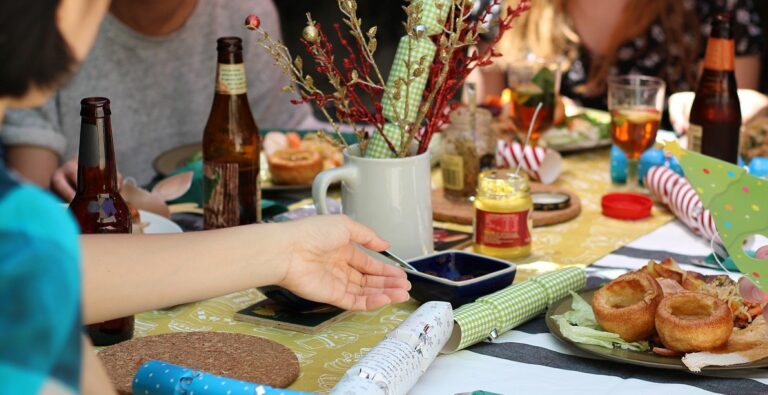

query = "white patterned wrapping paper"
(330, 301), (453, 395)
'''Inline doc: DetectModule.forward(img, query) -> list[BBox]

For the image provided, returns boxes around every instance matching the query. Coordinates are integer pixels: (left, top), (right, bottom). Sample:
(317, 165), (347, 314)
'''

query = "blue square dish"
(406, 251), (517, 307)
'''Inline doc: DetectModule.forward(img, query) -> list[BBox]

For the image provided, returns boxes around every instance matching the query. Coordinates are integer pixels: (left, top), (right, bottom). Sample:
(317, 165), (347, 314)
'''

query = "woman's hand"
(276, 215), (411, 311)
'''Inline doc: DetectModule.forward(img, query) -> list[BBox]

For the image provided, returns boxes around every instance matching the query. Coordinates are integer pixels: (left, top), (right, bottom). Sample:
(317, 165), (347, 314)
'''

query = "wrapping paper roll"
(366, 123), (404, 159)
(415, 0), (451, 35)
(331, 302), (453, 395)
(381, 35), (436, 123)
(443, 266), (586, 353)
(495, 140), (562, 184)
(132, 360), (311, 395)
(645, 166), (720, 242)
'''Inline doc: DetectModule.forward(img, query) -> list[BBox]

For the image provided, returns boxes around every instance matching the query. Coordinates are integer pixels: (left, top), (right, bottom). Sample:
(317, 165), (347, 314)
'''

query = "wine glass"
(608, 75), (666, 191)
(507, 56), (562, 146)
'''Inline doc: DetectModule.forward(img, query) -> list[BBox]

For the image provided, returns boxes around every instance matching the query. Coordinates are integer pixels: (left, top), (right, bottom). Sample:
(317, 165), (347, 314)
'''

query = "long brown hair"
(500, 0), (700, 96)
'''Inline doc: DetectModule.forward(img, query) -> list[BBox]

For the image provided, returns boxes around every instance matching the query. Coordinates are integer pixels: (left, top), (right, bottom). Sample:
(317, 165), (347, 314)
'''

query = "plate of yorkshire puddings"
(261, 131), (344, 190)
(546, 258), (768, 372)
(153, 130), (348, 192)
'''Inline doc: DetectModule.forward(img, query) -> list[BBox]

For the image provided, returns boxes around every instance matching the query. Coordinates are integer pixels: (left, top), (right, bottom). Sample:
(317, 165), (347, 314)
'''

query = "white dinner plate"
(140, 210), (183, 234)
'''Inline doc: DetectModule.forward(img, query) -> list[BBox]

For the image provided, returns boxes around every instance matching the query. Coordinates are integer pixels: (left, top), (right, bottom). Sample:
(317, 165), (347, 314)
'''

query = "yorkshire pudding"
(655, 292), (733, 352)
(268, 148), (323, 185)
(592, 271), (663, 342)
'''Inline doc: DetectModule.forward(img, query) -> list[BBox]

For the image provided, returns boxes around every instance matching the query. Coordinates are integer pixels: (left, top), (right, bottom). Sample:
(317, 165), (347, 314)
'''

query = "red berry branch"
(245, 0), (530, 157)
(416, 0), (531, 153)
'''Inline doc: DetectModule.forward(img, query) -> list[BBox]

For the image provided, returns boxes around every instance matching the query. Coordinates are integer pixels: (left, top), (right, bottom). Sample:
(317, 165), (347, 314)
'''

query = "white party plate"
(140, 210), (183, 234)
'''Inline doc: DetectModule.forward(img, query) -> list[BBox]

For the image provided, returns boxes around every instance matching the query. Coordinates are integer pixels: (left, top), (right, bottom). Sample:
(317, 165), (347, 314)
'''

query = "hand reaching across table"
(81, 215), (411, 324)
(277, 215), (411, 311)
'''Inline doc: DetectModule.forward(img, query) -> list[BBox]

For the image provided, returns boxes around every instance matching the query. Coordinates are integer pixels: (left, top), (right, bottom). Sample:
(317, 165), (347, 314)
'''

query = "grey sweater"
(2, 0), (310, 184)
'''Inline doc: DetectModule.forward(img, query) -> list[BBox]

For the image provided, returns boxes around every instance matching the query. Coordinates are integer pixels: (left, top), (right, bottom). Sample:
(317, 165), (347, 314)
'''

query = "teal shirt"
(0, 163), (82, 393)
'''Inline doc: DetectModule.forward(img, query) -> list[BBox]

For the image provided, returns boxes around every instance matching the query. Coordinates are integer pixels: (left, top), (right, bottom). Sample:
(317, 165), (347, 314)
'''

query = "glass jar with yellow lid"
(473, 169), (532, 259)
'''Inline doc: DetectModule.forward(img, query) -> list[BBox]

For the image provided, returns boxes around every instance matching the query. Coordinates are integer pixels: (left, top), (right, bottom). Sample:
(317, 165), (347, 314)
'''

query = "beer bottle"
(68, 97), (134, 346)
(203, 37), (261, 229)
(688, 13), (741, 164)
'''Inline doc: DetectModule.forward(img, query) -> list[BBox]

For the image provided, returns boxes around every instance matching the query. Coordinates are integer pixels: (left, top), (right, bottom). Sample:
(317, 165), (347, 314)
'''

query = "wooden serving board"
(432, 183), (581, 226)
(98, 332), (299, 395)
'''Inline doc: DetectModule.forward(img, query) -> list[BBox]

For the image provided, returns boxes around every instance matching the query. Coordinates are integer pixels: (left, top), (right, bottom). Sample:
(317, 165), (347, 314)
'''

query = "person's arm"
(79, 335), (117, 395)
(81, 215), (411, 324)
(2, 104), (68, 188)
(734, 55), (761, 90)
(4, 145), (59, 189)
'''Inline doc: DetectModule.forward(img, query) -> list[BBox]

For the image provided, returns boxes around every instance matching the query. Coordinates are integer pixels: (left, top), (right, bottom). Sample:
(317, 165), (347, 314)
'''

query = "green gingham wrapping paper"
(444, 266), (586, 352)
(417, 0), (450, 35)
(380, 36), (436, 125)
(365, 123), (403, 159)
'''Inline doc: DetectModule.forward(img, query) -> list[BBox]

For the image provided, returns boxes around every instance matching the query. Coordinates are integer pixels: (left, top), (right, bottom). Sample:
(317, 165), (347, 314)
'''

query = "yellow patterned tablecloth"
(135, 148), (674, 393)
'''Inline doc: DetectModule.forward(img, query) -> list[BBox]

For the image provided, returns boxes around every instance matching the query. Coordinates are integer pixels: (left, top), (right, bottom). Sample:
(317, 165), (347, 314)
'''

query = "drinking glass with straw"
(507, 56), (562, 147)
(607, 75), (666, 191)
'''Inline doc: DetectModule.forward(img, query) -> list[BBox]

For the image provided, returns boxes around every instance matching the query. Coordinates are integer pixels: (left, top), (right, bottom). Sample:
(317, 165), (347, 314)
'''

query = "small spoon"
(378, 250), (418, 272)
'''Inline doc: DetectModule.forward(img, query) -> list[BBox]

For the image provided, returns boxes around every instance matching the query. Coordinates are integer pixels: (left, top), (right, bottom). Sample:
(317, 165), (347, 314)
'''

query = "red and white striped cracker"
(645, 166), (721, 243)
(645, 166), (684, 204)
(495, 140), (562, 184)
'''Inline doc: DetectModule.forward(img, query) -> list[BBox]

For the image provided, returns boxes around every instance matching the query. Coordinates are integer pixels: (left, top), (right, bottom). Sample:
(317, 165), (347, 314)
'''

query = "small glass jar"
(473, 169), (533, 259)
(441, 106), (496, 201)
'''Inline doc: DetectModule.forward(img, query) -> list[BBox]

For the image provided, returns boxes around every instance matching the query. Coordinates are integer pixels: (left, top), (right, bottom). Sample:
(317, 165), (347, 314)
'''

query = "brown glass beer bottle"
(68, 97), (134, 346)
(688, 13), (742, 164)
(203, 37), (261, 229)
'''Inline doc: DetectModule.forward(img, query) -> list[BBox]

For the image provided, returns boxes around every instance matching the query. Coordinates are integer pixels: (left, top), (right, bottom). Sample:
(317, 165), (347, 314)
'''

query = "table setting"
(76, 1), (768, 394)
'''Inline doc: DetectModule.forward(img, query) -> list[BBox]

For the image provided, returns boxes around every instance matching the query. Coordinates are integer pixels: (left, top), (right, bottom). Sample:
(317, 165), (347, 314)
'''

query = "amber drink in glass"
(608, 75), (665, 191)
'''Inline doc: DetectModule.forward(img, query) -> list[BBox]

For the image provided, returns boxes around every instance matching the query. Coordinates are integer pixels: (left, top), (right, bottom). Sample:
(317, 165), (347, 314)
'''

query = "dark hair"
(0, 0), (76, 98)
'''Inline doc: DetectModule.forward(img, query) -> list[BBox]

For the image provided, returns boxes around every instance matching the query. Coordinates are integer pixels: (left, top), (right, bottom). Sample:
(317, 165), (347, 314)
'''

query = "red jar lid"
(601, 192), (652, 220)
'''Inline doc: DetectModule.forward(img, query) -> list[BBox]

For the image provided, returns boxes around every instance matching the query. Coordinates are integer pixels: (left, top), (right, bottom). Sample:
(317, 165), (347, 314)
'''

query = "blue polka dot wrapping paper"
(132, 360), (313, 395)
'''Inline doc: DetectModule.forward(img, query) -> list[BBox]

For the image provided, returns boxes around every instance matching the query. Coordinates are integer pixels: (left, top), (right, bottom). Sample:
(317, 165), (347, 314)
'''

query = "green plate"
(545, 287), (768, 371)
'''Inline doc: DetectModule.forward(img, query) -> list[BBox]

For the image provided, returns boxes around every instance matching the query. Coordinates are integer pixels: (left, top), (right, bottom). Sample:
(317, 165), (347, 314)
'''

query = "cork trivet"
(432, 182), (581, 226)
(98, 332), (299, 395)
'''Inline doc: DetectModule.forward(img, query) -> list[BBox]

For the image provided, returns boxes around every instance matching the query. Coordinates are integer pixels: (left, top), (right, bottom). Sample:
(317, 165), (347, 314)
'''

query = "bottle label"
(703, 38), (735, 71)
(441, 154), (464, 191)
(474, 208), (531, 248)
(688, 123), (703, 153)
(203, 161), (240, 229)
(216, 64), (247, 95)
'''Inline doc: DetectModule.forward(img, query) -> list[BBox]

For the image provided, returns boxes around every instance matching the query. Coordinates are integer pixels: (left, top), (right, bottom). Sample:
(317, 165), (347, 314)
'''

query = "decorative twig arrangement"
(245, 0), (530, 158)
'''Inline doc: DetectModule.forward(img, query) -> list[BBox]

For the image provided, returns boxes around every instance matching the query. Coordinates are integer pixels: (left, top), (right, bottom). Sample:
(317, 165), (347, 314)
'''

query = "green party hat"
(665, 141), (768, 292)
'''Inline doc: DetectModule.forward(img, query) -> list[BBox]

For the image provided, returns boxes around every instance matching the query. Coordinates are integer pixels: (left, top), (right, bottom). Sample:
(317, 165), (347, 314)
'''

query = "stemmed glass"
(507, 56), (562, 146)
(608, 75), (666, 191)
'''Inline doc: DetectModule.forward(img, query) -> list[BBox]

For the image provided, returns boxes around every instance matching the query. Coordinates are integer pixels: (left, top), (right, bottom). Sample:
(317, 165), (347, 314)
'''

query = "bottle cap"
(601, 192), (652, 220)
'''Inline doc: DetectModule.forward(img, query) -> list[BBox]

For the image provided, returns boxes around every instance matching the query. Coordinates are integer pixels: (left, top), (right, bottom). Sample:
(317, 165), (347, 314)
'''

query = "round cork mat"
(432, 182), (581, 226)
(98, 332), (299, 395)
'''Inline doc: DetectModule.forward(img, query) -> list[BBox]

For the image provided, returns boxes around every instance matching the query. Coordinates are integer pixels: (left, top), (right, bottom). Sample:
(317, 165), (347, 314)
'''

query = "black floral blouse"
(563, 0), (764, 110)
